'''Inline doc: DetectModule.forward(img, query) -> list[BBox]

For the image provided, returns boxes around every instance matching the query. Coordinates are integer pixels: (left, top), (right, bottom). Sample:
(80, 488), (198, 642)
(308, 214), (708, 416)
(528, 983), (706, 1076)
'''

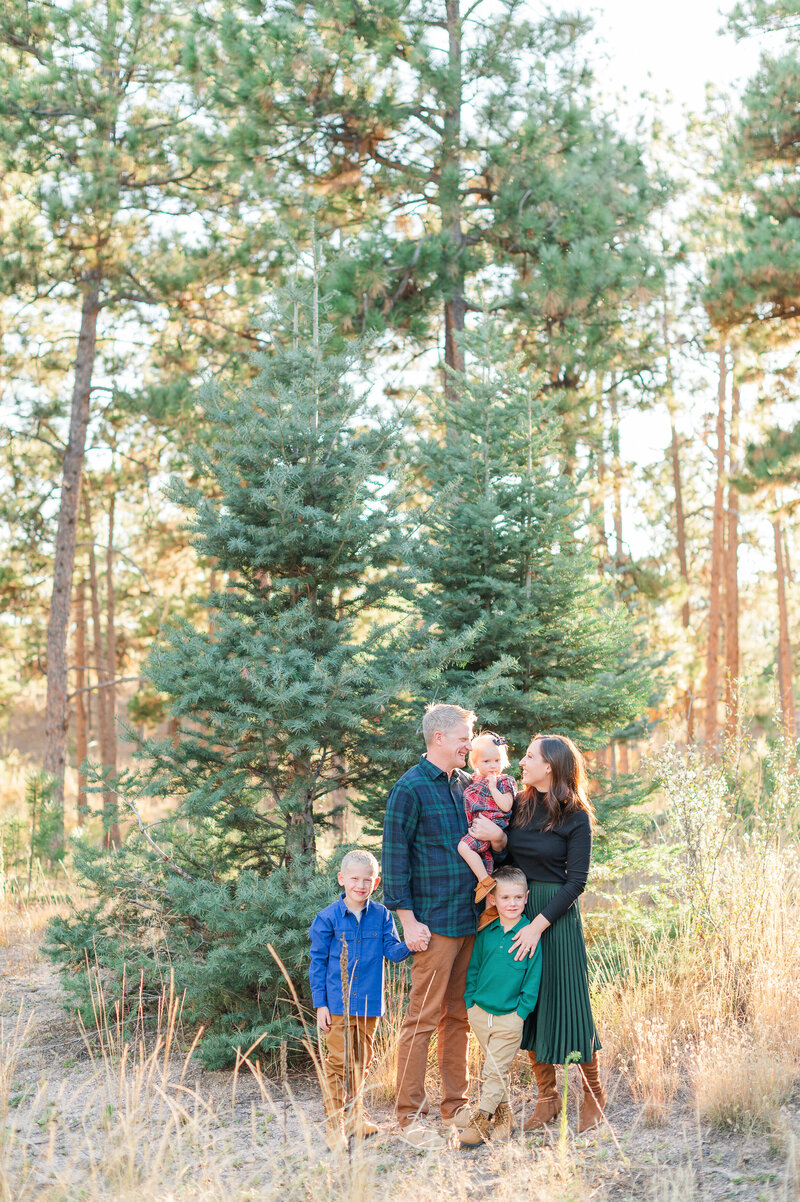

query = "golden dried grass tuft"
(593, 839), (800, 1132)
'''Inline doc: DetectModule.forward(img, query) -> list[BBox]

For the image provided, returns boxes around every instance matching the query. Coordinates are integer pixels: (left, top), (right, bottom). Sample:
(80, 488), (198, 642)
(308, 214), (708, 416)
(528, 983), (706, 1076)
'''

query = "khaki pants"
(395, 932), (474, 1126)
(467, 1004), (524, 1114)
(322, 1015), (379, 1119)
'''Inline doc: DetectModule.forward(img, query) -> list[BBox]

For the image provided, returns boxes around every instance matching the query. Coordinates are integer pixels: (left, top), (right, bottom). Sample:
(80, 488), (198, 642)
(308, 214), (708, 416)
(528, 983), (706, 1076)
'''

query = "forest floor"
(2, 897), (799, 1202)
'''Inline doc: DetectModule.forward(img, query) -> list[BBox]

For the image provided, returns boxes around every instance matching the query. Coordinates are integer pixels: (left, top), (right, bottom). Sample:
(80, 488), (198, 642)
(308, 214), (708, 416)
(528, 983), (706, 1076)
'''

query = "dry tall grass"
(593, 839), (800, 1133)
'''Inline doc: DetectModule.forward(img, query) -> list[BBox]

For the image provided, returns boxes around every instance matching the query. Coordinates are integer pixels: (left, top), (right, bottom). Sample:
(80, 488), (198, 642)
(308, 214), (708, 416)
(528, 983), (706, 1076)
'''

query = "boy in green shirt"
(460, 866), (542, 1146)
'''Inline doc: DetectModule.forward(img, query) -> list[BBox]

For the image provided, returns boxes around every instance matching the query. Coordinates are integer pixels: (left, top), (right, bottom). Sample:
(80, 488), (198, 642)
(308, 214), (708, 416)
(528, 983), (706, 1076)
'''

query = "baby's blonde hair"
(468, 732), (510, 771)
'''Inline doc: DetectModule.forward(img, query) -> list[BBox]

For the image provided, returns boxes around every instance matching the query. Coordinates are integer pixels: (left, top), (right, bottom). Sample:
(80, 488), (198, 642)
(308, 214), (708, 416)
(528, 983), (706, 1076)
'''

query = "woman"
(470, 734), (606, 1132)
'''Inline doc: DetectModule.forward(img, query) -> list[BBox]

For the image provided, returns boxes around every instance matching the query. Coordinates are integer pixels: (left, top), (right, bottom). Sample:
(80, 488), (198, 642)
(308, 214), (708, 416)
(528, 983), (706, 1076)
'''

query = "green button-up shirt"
(464, 917), (542, 1018)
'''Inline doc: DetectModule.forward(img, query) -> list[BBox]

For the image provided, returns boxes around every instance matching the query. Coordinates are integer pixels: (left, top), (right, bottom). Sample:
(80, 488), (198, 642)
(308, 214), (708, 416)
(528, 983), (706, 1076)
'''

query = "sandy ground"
(1, 916), (798, 1202)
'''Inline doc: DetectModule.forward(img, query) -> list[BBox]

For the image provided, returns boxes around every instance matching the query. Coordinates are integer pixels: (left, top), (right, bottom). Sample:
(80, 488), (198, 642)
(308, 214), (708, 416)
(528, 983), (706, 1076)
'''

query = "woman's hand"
(469, 815), (507, 850)
(509, 914), (550, 961)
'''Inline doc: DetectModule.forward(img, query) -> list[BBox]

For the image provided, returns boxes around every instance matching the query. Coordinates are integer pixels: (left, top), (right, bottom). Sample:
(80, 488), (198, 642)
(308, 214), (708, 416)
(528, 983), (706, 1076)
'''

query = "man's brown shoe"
(440, 1104), (474, 1132)
(398, 1119), (446, 1151)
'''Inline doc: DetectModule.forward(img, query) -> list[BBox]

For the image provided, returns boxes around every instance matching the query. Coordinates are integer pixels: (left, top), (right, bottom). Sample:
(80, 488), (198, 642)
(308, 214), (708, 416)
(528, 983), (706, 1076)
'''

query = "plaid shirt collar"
(418, 753), (464, 782)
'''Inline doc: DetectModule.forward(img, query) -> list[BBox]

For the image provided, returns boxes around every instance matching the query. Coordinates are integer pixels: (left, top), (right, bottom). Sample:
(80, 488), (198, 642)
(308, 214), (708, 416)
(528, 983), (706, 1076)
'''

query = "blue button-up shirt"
(308, 895), (411, 1017)
(382, 755), (478, 938)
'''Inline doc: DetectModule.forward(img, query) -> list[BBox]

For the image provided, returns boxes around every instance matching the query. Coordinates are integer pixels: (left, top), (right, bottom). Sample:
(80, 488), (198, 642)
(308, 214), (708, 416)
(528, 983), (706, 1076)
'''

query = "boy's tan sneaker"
(398, 1118), (446, 1151)
(458, 1110), (493, 1147)
(491, 1102), (514, 1140)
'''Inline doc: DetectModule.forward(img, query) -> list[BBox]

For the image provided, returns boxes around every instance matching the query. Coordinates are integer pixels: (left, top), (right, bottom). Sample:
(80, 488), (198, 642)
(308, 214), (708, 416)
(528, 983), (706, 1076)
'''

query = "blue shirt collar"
(337, 892), (372, 919)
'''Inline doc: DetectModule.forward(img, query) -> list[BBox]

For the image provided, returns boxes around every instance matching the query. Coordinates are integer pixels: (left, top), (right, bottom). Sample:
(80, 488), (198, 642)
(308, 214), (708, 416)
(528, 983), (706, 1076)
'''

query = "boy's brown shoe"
(491, 1101), (514, 1141)
(346, 1109), (380, 1139)
(458, 1110), (493, 1147)
(325, 1118), (348, 1152)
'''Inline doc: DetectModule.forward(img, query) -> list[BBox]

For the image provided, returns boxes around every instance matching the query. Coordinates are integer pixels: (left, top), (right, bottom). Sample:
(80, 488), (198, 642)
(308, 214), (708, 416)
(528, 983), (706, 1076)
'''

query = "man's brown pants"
(395, 932), (474, 1127)
(322, 1015), (378, 1119)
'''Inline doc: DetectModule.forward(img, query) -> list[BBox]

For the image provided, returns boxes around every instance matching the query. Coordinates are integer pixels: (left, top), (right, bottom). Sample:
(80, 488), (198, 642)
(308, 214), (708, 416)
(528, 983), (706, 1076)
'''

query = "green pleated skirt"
(520, 881), (601, 1065)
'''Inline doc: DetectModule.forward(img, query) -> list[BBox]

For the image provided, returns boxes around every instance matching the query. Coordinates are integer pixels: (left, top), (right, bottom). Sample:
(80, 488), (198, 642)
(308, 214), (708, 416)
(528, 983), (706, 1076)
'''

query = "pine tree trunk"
(608, 740), (617, 780)
(104, 493), (121, 847)
(704, 342), (727, 751)
(74, 576), (88, 821)
(663, 308), (693, 740)
(595, 396), (610, 566)
(609, 382), (624, 565)
(42, 281), (100, 853)
(331, 754), (348, 843)
(442, 0), (465, 419)
(724, 378), (741, 742)
(85, 494), (117, 845)
(669, 419), (690, 631)
(774, 516), (797, 740)
(669, 415), (693, 738)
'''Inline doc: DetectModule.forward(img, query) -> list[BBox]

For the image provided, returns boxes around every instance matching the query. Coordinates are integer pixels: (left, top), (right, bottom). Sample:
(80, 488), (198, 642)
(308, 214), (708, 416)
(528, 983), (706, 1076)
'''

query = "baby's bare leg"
(458, 838), (491, 882)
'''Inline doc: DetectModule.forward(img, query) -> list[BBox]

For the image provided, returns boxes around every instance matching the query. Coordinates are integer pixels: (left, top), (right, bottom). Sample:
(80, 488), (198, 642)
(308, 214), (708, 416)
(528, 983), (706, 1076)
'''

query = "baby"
(457, 732), (517, 906)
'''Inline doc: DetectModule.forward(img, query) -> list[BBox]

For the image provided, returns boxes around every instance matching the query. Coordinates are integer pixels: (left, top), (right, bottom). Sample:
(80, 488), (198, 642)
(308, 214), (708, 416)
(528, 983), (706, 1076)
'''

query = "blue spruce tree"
(412, 320), (653, 753)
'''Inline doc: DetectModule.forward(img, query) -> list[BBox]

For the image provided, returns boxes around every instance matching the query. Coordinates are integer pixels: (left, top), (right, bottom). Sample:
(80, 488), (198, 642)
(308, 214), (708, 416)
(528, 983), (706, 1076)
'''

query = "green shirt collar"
(487, 915), (529, 939)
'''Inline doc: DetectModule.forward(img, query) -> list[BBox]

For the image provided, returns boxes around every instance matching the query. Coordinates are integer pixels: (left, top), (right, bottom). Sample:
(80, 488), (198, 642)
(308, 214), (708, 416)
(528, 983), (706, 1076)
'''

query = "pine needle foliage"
(46, 252), (466, 1067)
(411, 321), (654, 756)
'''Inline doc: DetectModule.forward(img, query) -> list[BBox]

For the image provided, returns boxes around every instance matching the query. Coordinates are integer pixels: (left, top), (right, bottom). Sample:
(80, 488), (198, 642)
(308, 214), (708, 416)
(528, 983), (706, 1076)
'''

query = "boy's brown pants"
(322, 1015), (379, 1118)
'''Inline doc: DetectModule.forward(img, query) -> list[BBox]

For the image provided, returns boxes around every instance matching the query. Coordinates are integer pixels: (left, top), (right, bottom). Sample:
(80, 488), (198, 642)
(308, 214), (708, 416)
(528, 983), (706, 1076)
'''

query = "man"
(382, 703), (480, 1150)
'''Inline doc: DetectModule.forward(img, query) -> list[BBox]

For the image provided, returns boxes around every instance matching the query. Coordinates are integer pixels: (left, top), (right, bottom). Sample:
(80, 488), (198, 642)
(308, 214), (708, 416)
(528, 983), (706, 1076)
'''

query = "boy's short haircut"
(421, 703), (476, 745)
(340, 849), (380, 875)
(493, 865), (528, 891)
(468, 731), (510, 771)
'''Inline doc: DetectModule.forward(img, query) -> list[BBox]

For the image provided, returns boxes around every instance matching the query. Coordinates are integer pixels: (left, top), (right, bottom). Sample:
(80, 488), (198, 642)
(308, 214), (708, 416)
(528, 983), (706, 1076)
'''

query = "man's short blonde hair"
(421, 703), (476, 746)
(340, 849), (380, 875)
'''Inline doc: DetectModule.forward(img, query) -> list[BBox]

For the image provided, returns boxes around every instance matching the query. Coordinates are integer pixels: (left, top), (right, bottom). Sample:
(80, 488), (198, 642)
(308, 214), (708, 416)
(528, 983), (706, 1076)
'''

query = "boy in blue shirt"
(460, 865), (543, 1146)
(309, 849), (411, 1149)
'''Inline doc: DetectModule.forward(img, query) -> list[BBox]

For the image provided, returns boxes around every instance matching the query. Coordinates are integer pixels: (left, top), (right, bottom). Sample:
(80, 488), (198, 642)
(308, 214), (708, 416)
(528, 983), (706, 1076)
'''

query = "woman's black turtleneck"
(505, 800), (592, 925)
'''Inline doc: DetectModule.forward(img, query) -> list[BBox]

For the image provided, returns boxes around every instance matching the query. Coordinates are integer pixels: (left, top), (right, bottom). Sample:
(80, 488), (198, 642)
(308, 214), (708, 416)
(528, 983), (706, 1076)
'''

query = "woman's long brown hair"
(512, 734), (595, 831)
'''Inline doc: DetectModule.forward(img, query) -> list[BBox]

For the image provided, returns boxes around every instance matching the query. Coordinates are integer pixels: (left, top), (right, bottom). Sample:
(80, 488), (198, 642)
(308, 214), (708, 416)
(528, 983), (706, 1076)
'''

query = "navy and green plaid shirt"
(382, 755), (478, 938)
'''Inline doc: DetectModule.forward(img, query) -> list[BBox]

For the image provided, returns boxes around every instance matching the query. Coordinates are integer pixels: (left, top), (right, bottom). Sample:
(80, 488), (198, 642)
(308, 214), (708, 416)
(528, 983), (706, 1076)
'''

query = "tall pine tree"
(191, 0), (664, 437)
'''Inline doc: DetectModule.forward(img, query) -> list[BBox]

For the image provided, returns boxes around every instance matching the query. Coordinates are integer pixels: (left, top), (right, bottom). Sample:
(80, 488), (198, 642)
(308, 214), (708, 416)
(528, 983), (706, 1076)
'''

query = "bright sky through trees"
(589, 0), (765, 115)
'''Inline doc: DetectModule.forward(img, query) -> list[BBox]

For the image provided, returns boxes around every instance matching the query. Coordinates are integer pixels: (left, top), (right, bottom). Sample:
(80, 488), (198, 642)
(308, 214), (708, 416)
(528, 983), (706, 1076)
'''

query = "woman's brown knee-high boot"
(578, 1053), (608, 1133)
(523, 1052), (561, 1130)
